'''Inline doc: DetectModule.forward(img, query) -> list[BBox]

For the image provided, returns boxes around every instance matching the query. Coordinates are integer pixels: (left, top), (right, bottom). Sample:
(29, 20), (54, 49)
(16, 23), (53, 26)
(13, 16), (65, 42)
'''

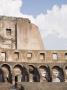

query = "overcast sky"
(0, 0), (67, 50)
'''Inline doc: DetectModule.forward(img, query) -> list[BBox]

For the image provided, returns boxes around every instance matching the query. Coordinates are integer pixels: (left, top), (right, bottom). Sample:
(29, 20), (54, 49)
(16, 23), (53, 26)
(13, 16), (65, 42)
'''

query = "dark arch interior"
(14, 64), (23, 73)
(1, 64), (12, 83)
(22, 66), (29, 82)
(39, 65), (52, 82)
(14, 65), (29, 82)
(52, 66), (64, 82)
(0, 68), (4, 82)
(65, 66), (67, 69)
(29, 65), (40, 82)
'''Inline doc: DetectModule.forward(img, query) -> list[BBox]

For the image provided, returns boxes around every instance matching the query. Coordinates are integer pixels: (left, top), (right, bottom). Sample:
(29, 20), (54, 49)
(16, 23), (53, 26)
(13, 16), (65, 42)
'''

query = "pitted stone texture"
(17, 82), (67, 90)
(0, 16), (44, 50)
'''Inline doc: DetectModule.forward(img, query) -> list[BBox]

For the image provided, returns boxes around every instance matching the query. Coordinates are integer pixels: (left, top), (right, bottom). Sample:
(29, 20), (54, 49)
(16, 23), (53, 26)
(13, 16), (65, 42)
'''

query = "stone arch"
(13, 64), (23, 84)
(21, 66), (29, 82)
(13, 64), (29, 83)
(29, 65), (40, 82)
(13, 64), (23, 76)
(52, 66), (64, 82)
(1, 64), (12, 83)
(39, 65), (52, 82)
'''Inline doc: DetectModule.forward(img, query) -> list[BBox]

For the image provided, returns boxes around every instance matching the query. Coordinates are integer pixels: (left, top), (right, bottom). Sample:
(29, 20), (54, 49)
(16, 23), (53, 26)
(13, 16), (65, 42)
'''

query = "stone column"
(18, 75), (22, 82)
(29, 74), (33, 82)
(64, 69), (67, 82)
(12, 76), (15, 85)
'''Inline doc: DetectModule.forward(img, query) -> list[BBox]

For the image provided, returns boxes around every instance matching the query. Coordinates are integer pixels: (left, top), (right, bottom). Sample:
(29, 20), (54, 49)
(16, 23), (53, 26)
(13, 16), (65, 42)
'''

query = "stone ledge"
(17, 82), (67, 90)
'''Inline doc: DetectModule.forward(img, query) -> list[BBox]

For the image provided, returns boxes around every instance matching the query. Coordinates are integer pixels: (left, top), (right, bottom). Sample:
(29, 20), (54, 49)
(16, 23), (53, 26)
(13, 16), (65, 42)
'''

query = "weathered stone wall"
(17, 82), (67, 90)
(0, 48), (66, 63)
(0, 83), (10, 90)
(17, 18), (44, 50)
(0, 16), (16, 49)
(0, 82), (67, 90)
(0, 16), (67, 90)
(0, 16), (44, 50)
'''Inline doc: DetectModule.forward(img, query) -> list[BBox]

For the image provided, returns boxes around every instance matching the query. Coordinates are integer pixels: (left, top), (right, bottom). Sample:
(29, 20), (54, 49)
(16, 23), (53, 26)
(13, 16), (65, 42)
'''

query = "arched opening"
(52, 66), (64, 82)
(13, 65), (23, 84)
(21, 66), (29, 82)
(39, 66), (52, 82)
(1, 64), (12, 83)
(13, 64), (29, 84)
(29, 65), (40, 82)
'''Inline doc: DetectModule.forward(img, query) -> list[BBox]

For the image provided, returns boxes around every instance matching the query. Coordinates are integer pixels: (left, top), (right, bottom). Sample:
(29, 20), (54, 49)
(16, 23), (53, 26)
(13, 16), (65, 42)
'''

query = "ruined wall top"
(0, 16), (44, 50)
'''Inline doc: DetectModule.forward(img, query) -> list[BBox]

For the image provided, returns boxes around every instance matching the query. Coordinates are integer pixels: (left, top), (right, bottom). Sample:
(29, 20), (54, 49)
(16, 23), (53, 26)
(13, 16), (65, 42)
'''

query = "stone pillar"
(64, 69), (67, 82)
(4, 77), (8, 82)
(18, 75), (22, 82)
(40, 75), (43, 82)
(29, 74), (33, 82)
(12, 76), (15, 85)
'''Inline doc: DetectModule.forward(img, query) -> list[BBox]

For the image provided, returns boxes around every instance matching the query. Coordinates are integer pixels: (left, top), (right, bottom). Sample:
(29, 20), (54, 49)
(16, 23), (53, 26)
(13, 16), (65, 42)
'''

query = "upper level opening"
(27, 53), (32, 60)
(6, 28), (12, 36)
(65, 53), (67, 59)
(40, 53), (45, 60)
(52, 53), (58, 60)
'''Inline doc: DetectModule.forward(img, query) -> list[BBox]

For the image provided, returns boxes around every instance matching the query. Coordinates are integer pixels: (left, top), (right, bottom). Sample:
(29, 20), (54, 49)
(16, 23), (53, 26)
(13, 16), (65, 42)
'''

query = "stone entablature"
(0, 48), (66, 63)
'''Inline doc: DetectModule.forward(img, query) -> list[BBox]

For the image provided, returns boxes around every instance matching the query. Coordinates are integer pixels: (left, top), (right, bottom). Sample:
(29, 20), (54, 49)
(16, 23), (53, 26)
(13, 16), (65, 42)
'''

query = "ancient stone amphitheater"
(0, 16), (67, 90)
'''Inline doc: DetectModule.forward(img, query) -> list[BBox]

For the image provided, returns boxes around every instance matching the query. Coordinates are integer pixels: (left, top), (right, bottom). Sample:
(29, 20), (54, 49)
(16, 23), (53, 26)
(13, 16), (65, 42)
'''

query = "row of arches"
(0, 64), (67, 84)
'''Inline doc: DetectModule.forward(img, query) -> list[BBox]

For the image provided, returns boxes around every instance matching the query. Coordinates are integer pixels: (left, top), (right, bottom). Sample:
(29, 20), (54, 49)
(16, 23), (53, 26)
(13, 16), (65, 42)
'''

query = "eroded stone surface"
(0, 16), (66, 90)
(0, 16), (44, 50)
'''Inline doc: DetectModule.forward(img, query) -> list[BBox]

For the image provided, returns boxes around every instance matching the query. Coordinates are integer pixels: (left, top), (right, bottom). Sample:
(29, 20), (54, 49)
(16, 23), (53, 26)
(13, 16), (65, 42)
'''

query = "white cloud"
(0, 0), (67, 49)
(22, 5), (67, 49)
(35, 5), (67, 39)
(0, 0), (22, 16)
(1, 0), (67, 39)
(21, 5), (67, 40)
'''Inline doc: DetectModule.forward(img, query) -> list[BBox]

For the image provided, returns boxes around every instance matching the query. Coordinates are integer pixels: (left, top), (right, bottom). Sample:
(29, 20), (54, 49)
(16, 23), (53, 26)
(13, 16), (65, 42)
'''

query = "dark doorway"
(15, 76), (18, 83)
(1, 64), (12, 83)
(29, 65), (40, 82)
(52, 66), (64, 82)
(15, 76), (18, 88)
(0, 69), (4, 82)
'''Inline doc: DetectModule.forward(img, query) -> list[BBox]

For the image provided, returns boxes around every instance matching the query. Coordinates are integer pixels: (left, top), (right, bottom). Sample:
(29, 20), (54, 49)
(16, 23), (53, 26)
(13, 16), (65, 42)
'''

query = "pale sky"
(0, 0), (67, 50)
